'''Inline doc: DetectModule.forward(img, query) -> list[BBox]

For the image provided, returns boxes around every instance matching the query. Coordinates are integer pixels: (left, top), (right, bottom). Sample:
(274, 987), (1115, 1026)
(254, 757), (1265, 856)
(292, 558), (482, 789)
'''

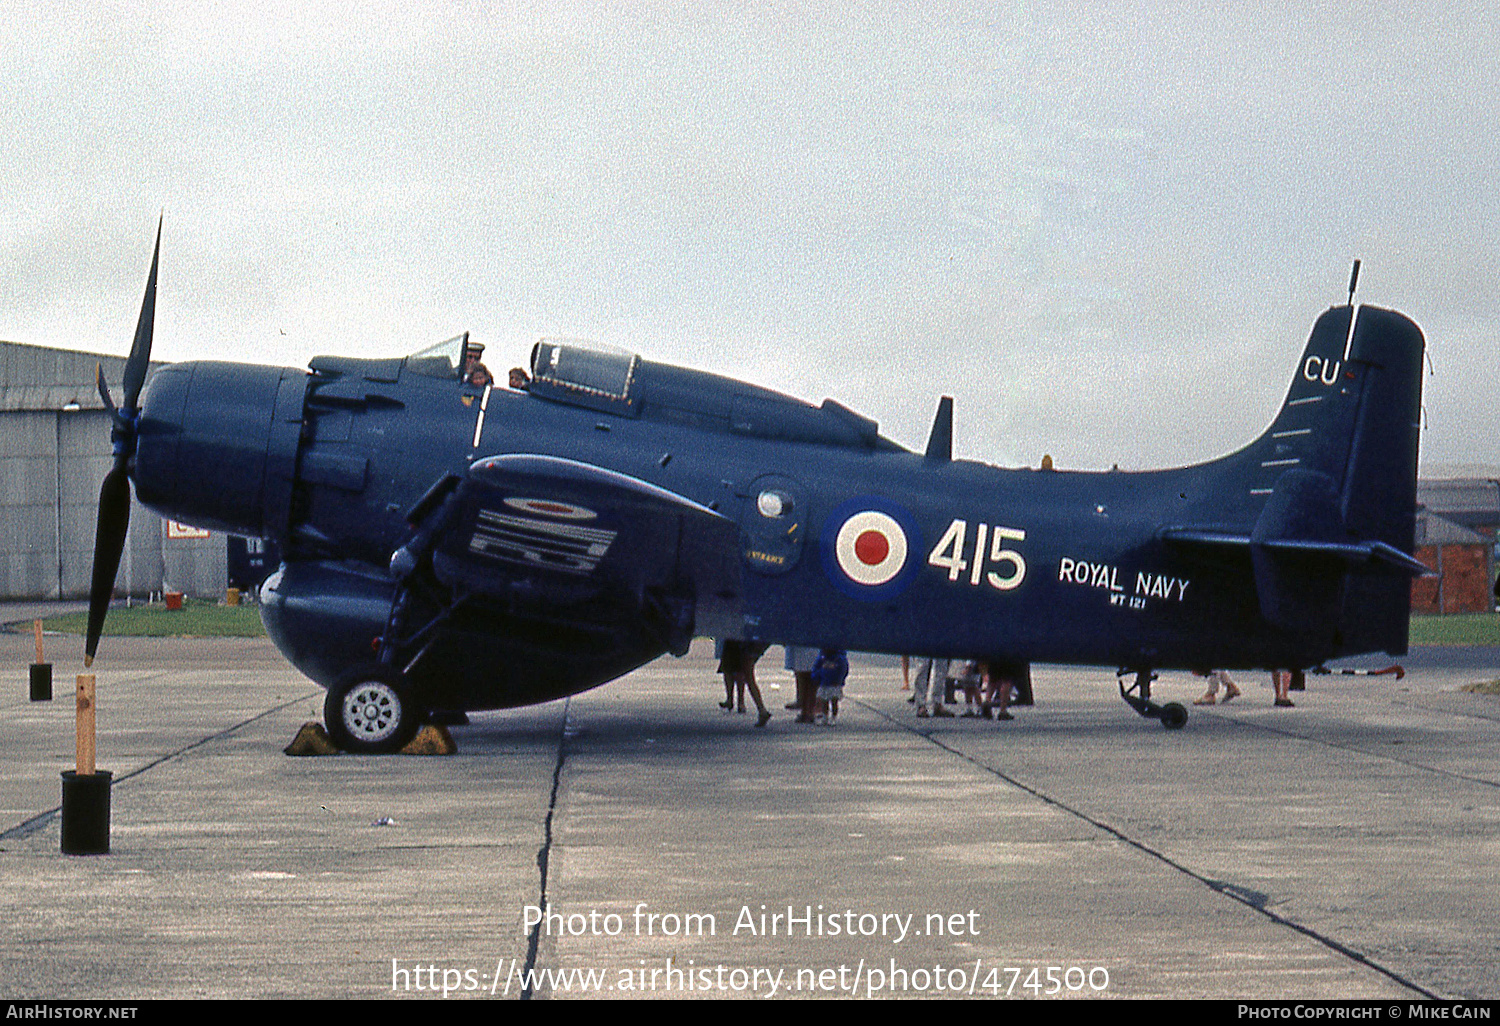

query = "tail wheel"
(1159, 702), (1188, 730)
(325, 667), (423, 754)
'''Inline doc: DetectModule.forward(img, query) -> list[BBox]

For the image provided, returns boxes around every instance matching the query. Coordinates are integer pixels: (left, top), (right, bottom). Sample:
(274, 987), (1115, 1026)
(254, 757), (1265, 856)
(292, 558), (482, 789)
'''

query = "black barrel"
(60, 770), (112, 855)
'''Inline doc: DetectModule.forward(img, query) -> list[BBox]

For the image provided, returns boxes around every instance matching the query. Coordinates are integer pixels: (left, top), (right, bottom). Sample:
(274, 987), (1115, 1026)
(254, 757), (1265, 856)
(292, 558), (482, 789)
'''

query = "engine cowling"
(133, 361), (305, 537)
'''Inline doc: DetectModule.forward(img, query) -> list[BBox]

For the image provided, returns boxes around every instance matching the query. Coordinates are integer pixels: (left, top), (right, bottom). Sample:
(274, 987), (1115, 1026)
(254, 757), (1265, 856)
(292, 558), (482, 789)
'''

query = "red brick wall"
(1411, 544), (1492, 614)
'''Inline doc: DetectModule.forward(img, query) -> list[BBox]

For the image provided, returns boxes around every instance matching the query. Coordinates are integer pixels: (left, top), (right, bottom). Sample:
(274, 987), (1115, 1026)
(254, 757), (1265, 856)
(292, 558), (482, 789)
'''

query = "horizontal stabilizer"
(1163, 464), (1428, 589)
(1160, 528), (1431, 576)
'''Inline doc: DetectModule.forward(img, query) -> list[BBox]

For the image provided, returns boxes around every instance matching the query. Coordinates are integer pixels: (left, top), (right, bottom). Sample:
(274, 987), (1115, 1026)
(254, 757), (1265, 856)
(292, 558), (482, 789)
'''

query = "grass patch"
(19, 605), (1500, 646)
(35, 599), (266, 638)
(1461, 679), (1500, 695)
(1408, 613), (1500, 646)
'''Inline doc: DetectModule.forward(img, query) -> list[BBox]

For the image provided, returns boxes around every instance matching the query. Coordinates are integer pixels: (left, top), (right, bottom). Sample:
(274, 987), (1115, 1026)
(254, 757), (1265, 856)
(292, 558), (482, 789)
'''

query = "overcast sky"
(2, 1), (1496, 472)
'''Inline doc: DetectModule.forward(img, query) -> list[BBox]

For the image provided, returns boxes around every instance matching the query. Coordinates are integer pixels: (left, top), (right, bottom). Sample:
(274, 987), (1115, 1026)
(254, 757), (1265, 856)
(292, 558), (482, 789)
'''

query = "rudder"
(1336, 306), (1426, 656)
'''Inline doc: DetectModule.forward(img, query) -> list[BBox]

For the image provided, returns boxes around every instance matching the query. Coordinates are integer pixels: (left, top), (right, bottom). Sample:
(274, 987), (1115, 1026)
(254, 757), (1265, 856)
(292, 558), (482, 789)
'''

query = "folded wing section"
(414, 454), (743, 653)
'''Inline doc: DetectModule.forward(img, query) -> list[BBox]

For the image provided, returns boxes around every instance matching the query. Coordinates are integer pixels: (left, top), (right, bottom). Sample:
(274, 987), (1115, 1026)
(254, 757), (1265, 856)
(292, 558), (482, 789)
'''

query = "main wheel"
(325, 667), (423, 754)
(1159, 702), (1188, 730)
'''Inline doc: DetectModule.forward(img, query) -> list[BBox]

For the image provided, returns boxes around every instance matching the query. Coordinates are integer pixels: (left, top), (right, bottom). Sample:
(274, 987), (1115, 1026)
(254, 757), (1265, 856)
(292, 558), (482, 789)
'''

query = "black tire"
(325, 667), (423, 754)
(1159, 702), (1188, 730)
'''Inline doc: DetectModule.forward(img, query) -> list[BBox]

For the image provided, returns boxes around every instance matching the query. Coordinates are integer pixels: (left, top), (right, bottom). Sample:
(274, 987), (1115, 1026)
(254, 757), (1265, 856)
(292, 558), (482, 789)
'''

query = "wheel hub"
(343, 682), (402, 742)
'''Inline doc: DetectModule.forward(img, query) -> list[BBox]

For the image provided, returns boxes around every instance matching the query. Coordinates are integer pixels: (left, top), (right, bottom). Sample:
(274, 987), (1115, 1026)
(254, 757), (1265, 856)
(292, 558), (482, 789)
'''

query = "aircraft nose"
(133, 361), (305, 537)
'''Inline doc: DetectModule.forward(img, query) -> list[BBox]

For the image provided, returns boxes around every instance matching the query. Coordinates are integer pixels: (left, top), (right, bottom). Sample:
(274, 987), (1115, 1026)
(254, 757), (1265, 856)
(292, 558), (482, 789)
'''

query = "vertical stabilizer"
(1245, 305), (1360, 494)
(1169, 304), (1426, 658)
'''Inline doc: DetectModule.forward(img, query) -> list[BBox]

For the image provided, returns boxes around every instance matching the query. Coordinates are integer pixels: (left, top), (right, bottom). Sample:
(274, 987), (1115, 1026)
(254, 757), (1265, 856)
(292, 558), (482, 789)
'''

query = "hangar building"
(1414, 478), (1500, 615)
(1411, 509), (1493, 615)
(0, 339), (230, 601)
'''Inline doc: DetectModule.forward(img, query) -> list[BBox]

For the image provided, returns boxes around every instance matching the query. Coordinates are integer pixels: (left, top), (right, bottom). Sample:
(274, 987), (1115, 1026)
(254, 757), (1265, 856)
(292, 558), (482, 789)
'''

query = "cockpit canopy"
(525, 339), (900, 452)
(529, 339), (638, 414)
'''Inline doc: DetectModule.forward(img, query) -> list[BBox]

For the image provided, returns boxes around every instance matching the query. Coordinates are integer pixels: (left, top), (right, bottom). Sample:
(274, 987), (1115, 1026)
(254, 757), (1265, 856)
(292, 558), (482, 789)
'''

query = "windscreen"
(406, 333), (468, 380)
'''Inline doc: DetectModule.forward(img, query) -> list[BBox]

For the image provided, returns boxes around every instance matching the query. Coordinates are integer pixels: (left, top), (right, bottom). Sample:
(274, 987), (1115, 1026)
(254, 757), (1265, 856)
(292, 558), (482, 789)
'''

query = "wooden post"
(76, 674), (96, 777)
(28, 620), (52, 702)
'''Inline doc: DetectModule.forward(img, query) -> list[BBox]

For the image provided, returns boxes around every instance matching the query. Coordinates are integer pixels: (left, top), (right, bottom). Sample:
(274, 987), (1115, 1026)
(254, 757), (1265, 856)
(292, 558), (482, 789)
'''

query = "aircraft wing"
(403, 454), (743, 651)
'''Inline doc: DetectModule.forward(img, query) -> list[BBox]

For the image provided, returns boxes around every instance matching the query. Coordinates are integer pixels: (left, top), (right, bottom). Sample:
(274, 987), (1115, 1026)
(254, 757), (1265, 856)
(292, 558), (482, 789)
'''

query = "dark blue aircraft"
(86, 229), (1428, 751)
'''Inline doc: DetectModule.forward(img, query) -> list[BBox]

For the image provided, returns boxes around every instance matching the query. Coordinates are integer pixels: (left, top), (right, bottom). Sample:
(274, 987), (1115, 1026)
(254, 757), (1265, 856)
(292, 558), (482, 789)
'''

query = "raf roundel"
(502, 496), (598, 521)
(834, 511), (908, 586)
(820, 497), (921, 600)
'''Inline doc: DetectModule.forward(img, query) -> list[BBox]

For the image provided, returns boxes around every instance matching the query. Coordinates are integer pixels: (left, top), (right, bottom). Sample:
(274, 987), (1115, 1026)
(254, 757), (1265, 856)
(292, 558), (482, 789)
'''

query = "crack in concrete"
(520, 697), (571, 1001)
(858, 697), (1444, 1001)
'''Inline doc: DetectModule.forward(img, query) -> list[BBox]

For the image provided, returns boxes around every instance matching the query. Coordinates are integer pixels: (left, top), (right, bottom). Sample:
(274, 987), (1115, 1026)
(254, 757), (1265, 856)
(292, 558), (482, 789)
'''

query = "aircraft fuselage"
(132, 301), (1424, 715)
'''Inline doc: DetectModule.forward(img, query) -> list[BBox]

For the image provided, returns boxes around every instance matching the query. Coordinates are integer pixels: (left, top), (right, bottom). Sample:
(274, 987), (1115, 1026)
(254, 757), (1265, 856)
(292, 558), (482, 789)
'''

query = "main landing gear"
(321, 554), (450, 754)
(325, 665), (424, 754)
(1117, 668), (1188, 730)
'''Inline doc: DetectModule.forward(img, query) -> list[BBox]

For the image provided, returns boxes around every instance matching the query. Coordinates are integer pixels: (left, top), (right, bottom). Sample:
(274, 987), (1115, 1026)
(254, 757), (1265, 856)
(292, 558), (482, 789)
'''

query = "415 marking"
(927, 519), (1027, 590)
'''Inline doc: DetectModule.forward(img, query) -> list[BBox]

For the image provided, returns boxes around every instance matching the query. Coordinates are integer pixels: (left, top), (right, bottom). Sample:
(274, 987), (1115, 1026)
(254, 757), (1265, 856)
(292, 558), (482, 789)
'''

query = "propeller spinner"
(85, 219), (161, 666)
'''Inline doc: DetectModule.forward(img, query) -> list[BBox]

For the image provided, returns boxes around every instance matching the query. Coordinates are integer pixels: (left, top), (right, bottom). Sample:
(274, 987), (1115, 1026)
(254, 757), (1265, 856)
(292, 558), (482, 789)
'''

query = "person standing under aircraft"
(719, 639), (772, 727)
(913, 657), (952, 719)
(1194, 670), (1241, 706)
(784, 645), (818, 723)
(982, 661), (1020, 722)
(812, 648), (849, 725)
(741, 642), (773, 727)
(1273, 670), (1301, 707)
(717, 639), (745, 713)
(956, 660), (985, 716)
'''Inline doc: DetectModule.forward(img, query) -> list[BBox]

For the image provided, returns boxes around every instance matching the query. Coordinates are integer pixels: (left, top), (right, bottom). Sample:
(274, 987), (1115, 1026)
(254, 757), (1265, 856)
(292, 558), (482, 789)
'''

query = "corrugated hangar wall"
(0, 340), (228, 600)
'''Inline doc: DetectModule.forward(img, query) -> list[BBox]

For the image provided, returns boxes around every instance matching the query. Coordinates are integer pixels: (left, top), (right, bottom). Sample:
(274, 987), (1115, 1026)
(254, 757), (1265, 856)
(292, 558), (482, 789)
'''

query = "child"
(811, 648), (849, 725)
(957, 660), (984, 716)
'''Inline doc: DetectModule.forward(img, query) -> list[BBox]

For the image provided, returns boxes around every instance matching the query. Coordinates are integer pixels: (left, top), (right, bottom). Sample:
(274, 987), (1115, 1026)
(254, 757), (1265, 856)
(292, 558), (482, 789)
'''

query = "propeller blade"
(121, 216), (161, 413)
(95, 363), (120, 425)
(85, 467), (132, 666)
(85, 222), (159, 665)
